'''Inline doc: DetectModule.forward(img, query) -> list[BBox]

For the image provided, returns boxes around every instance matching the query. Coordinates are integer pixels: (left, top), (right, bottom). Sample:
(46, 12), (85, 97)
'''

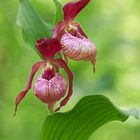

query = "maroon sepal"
(14, 61), (46, 116)
(52, 59), (73, 112)
(36, 38), (62, 60)
(53, 21), (67, 39)
(64, 0), (90, 21)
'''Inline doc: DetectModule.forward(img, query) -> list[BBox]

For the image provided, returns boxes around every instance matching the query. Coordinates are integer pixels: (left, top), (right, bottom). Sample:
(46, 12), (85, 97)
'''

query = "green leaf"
(53, 0), (64, 25)
(41, 95), (139, 140)
(17, 0), (53, 51)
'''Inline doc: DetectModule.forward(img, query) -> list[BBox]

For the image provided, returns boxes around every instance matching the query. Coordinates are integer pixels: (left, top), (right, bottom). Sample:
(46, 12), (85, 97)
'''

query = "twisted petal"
(36, 38), (62, 60)
(64, 0), (90, 21)
(14, 61), (46, 116)
(52, 59), (73, 112)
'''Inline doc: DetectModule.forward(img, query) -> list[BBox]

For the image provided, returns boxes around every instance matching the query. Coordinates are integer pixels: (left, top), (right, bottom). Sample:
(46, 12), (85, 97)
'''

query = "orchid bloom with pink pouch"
(53, 0), (96, 72)
(14, 38), (73, 115)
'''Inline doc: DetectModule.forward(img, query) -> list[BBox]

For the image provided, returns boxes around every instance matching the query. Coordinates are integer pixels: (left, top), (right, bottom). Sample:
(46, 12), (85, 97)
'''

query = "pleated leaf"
(17, 0), (53, 52)
(41, 95), (139, 140)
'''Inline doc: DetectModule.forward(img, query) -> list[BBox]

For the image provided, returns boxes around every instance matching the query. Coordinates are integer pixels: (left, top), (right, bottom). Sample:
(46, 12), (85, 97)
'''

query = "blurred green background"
(0, 0), (140, 140)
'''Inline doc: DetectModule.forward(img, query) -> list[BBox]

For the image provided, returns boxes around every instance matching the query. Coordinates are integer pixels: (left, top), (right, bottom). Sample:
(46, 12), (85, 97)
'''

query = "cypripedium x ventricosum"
(14, 38), (73, 116)
(53, 0), (96, 72)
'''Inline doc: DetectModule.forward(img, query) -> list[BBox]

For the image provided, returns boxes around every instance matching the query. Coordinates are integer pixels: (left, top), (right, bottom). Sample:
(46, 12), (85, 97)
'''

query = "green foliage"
(53, 0), (64, 25)
(17, 0), (53, 52)
(41, 95), (139, 140)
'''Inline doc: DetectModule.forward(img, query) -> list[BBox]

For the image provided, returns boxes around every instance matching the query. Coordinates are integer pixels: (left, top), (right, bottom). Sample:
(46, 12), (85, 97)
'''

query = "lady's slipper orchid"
(53, 0), (96, 71)
(14, 38), (73, 116)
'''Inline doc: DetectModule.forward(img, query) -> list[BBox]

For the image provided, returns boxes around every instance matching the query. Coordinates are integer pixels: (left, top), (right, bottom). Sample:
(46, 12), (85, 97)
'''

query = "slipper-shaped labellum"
(14, 38), (73, 116)
(53, 0), (96, 71)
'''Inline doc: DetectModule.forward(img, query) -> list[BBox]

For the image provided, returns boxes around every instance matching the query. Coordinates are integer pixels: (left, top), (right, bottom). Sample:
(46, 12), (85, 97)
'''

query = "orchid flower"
(14, 38), (73, 116)
(53, 0), (96, 72)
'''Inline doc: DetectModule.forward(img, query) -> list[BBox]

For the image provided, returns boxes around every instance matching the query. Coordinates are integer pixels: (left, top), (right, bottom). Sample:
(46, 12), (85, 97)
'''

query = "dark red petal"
(64, 0), (90, 21)
(72, 22), (87, 38)
(53, 21), (67, 39)
(52, 59), (73, 112)
(14, 61), (46, 116)
(36, 38), (62, 60)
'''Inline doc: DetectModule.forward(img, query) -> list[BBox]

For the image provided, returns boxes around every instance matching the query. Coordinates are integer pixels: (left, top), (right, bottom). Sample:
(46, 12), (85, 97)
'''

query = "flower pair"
(14, 0), (96, 115)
